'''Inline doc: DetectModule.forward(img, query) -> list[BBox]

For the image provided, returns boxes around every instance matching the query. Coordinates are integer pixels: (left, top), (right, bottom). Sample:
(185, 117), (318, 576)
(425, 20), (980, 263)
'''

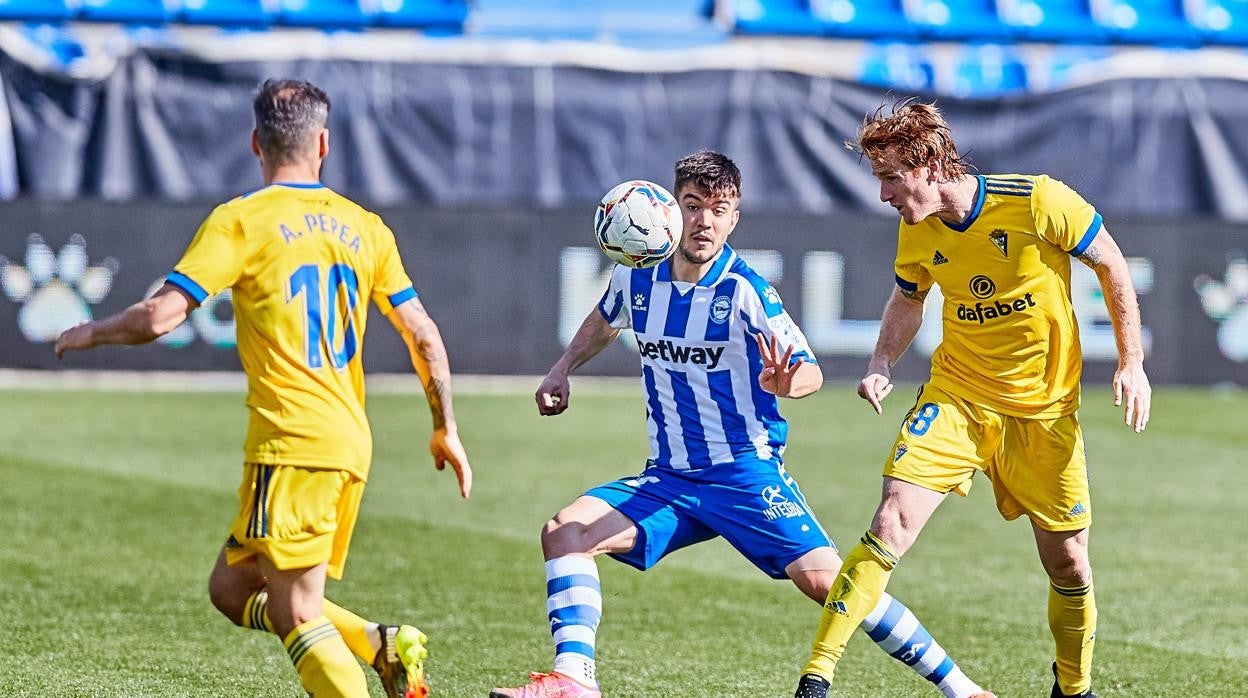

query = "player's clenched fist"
(536, 372), (571, 416)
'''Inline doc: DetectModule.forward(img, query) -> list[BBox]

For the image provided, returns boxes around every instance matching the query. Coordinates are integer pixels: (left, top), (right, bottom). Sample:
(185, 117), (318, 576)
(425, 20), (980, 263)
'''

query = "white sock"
(545, 556), (602, 688)
(859, 592), (984, 698)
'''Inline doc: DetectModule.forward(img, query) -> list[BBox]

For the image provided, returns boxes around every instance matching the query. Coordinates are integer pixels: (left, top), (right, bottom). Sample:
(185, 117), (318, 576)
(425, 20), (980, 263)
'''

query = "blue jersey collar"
(656, 244), (736, 287)
(273, 181), (325, 189)
(941, 175), (985, 232)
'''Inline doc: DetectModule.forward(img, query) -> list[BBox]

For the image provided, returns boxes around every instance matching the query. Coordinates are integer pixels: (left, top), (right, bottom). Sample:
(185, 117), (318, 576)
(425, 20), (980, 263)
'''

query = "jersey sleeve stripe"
(1069, 212), (1103, 256)
(166, 271), (209, 304)
(985, 187), (1033, 197)
(895, 275), (918, 293)
(387, 287), (418, 308)
(598, 288), (624, 323)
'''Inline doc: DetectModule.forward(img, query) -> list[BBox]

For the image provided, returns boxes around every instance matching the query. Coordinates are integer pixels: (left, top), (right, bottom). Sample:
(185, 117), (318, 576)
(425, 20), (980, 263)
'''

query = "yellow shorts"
(883, 384), (1091, 531)
(224, 464), (365, 580)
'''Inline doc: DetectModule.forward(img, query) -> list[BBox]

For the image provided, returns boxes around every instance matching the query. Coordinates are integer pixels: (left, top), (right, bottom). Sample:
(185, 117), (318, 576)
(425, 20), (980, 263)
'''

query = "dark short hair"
(252, 78), (331, 164)
(674, 150), (742, 199)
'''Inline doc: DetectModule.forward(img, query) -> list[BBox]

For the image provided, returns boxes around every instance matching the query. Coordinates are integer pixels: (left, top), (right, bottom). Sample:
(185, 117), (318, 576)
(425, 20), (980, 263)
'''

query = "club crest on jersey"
(632, 293), (648, 311)
(760, 485), (804, 521)
(932, 250), (950, 265)
(893, 444), (908, 462)
(710, 294), (732, 324)
(990, 229), (1009, 257)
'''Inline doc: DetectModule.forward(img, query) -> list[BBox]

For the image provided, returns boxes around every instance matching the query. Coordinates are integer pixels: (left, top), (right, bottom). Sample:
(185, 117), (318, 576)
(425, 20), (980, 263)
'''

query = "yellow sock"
(1050, 580), (1096, 695)
(802, 531), (899, 682)
(283, 616), (369, 698)
(243, 591), (379, 664)
(322, 600), (380, 664)
(242, 590), (275, 633)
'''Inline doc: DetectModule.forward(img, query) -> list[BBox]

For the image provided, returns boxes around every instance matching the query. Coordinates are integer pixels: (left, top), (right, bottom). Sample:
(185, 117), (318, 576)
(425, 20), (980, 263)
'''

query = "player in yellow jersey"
(793, 101), (1151, 698)
(55, 78), (472, 698)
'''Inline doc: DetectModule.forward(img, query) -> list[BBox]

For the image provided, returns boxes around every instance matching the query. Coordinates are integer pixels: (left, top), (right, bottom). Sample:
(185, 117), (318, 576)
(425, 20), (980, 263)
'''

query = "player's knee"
(207, 575), (247, 625)
(868, 512), (914, 557)
(541, 515), (602, 557)
(1046, 554), (1093, 587)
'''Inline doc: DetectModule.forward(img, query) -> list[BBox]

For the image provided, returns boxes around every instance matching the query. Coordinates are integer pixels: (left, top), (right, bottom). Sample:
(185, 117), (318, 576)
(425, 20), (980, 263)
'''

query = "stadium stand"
(950, 42), (1029, 96)
(1094, 0), (1201, 44)
(77, 0), (171, 25)
(180, 0), (270, 28)
(1195, 0), (1248, 43)
(909, 0), (1013, 41)
(0, 0), (74, 22)
(468, 0), (724, 45)
(859, 41), (936, 91)
(810, 0), (917, 39)
(999, 0), (1108, 43)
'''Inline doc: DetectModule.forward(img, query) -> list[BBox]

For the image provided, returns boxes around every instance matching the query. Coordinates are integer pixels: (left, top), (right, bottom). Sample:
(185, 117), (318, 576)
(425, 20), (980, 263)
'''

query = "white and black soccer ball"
(593, 180), (682, 269)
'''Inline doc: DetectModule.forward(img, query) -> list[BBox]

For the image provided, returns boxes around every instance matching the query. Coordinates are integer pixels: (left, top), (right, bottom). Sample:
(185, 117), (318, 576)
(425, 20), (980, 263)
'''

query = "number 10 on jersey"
(288, 263), (359, 369)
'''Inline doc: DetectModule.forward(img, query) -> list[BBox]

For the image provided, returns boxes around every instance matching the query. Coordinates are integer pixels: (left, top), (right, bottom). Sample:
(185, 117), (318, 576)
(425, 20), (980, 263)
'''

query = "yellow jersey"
(166, 183), (417, 479)
(894, 174), (1101, 418)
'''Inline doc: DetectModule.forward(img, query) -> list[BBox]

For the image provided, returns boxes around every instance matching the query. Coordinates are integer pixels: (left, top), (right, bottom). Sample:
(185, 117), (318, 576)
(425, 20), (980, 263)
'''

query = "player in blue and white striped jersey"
(491, 151), (991, 698)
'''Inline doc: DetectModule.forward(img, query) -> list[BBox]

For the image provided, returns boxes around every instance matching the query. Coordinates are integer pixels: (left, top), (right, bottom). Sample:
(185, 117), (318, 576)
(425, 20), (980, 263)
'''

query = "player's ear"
(250, 129), (261, 157)
(926, 157), (941, 182)
(729, 207), (740, 232)
(318, 128), (330, 160)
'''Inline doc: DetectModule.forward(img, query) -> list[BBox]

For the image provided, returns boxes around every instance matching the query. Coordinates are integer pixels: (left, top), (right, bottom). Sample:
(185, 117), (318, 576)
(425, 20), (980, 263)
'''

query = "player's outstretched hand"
(754, 333), (804, 397)
(536, 372), (571, 416)
(1114, 360), (1151, 433)
(430, 427), (472, 498)
(54, 321), (95, 358)
(858, 371), (894, 415)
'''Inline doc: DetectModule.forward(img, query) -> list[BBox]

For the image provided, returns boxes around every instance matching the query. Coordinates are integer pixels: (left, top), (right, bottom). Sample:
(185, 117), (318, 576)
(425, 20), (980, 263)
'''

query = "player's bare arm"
(389, 298), (473, 498)
(860, 287), (926, 414)
(535, 308), (621, 416)
(754, 333), (823, 399)
(55, 284), (194, 358)
(1078, 228), (1152, 432)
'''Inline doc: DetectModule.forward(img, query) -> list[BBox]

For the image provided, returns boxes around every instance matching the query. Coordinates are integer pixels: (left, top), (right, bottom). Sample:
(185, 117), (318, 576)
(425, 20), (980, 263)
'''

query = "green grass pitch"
(0, 383), (1245, 697)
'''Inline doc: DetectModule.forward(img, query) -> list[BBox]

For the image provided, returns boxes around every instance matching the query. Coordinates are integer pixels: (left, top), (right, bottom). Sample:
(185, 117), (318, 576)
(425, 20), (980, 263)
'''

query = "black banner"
(0, 200), (1245, 385)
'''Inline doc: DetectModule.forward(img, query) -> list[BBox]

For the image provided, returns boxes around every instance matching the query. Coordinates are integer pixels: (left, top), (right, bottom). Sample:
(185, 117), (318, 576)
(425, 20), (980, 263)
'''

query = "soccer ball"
(594, 180), (682, 269)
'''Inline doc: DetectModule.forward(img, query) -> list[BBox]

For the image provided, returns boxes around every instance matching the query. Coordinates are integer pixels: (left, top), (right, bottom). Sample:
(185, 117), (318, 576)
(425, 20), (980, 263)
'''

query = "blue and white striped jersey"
(597, 244), (816, 471)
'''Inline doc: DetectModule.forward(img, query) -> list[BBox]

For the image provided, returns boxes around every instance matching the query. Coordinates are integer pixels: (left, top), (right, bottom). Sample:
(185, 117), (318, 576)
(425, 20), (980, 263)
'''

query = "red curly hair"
(851, 99), (968, 179)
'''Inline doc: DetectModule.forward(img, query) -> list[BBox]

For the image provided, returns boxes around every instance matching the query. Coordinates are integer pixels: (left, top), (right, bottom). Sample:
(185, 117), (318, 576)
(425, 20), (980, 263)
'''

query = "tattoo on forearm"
(1078, 244), (1104, 269)
(900, 287), (929, 302)
(424, 376), (451, 430)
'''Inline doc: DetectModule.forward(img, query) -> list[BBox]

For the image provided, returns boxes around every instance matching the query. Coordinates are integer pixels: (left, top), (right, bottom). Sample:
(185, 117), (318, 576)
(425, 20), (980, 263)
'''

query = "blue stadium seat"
(859, 42), (935, 91)
(951, 43), (1028, 97)
(810, 0), (916, 39)
(1095, 0), (1201, 44)
(0, 0), (73, 22)
(731, 0), (819, 35)
(1001, 0), (1107, 43)
(1044, 44), (1111, 88)
(472, 0), (722, 44)
(372, 0), (466, 30)
(1190, 0), (1248, 44)
(180, 0), (270, 27)
(276, 0), (369, 27)
(20, 24), (84, 66)
(77, 0), (171, 24)
(908, 0), (1012, 41)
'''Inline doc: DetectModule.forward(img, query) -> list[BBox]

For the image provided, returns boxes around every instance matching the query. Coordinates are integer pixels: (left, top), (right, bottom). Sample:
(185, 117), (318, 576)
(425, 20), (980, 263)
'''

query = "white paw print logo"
(1194, 253), (1248, 362)
(0, 234), (118, 342)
